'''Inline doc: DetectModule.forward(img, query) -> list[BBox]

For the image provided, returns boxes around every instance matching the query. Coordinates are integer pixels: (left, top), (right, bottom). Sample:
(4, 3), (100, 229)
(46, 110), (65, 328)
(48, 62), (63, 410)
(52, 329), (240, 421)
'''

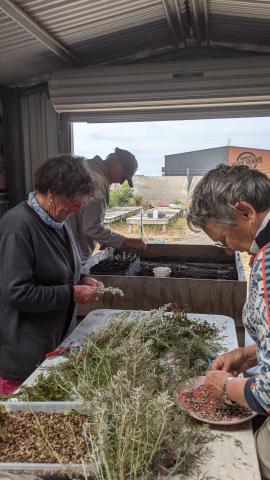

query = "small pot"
(152, 267), (171, 278)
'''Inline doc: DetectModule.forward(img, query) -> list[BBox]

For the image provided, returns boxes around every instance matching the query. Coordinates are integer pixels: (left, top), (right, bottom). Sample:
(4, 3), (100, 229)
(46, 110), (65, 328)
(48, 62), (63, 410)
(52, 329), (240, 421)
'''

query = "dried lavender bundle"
(97, 285), (124, 297)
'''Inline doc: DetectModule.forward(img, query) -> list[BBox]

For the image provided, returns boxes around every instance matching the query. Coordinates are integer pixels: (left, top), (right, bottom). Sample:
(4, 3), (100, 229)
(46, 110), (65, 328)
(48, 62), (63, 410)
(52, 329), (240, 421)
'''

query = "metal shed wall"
(0, 98), (6, 191)
(20, 87), (74, 192)
(164, 146), (229, 175)
(2, 85), (73, 206)
(20, 88), (59, 192)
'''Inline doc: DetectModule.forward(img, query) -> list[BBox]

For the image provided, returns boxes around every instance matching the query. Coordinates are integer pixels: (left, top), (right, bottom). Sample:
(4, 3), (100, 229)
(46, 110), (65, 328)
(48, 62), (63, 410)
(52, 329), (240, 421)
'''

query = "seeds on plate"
(181, 385), (252, 421)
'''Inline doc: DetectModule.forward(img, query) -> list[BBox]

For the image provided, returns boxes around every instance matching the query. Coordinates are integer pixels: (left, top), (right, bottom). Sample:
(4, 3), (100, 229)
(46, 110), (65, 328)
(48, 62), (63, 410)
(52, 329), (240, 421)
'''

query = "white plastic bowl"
(152, 267), (171, 278)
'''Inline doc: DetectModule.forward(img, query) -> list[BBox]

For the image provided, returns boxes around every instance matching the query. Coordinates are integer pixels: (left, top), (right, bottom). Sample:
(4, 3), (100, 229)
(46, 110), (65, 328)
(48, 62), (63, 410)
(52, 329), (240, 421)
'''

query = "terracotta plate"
(178, 376), (257, 426)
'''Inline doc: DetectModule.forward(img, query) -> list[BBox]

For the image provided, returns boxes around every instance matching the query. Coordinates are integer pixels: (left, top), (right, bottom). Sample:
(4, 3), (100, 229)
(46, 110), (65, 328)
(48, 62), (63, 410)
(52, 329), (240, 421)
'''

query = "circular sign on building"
(235, 151), (262, 169)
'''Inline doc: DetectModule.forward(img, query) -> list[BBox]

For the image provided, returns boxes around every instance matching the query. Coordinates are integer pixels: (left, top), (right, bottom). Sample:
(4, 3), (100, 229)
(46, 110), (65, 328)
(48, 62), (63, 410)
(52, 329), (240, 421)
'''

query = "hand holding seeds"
(204, 370), (232, 400)
(211, 345), (257, 375)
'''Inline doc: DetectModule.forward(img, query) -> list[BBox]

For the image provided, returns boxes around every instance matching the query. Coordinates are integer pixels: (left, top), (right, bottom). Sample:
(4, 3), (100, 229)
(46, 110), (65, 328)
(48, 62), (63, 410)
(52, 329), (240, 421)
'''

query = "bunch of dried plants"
(15, 306), (223, 477)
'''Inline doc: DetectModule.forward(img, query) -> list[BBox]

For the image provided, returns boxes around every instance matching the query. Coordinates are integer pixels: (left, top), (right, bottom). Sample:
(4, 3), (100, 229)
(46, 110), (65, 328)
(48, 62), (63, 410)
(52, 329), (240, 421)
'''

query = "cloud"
(73, 117), (270, 175)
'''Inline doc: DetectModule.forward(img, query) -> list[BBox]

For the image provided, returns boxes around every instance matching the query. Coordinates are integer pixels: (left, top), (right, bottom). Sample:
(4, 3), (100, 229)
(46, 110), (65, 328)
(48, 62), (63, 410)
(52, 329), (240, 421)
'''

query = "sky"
(73, 117), (270, 176)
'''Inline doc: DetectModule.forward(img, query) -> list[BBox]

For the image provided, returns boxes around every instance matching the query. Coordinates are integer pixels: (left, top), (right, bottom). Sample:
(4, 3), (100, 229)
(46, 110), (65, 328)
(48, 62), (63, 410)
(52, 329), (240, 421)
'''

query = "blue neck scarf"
(28, 192), (65, 230)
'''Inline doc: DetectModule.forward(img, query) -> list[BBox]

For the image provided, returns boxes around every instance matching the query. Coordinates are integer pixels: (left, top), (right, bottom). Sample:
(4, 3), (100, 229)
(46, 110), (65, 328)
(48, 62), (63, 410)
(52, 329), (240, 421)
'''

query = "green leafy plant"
(109, 183), (142, 207)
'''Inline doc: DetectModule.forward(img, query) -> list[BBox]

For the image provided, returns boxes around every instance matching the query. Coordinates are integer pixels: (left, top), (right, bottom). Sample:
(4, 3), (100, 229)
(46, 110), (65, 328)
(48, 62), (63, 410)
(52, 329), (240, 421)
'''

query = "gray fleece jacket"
(0, 201), (81, 381)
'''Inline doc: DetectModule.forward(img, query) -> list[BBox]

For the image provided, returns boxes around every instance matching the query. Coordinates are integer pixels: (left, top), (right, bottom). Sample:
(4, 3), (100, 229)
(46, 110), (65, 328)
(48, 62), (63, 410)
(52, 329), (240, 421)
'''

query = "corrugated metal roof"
(18, 0), (165, 41)
(1, 0), (270, 86)
(207, 0), (270, 49)
(71, 20), (172, 65)
(0, 0), (177, 85)
(0, 8), (64, 85)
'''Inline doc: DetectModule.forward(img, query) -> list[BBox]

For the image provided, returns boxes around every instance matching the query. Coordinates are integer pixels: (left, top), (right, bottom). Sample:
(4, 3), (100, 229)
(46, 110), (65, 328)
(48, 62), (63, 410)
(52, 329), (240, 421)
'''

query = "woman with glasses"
(187, 163), (270, 479)
(0, 155), (102, 395)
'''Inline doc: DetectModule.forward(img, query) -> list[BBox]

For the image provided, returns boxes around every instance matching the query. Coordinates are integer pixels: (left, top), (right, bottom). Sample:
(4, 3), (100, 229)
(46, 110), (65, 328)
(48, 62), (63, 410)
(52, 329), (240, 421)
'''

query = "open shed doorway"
(73, 116), (270, 254)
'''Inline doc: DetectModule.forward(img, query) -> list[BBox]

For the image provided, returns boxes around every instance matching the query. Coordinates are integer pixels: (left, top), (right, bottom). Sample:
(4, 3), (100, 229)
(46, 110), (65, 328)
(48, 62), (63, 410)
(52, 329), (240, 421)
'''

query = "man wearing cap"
(69, 147), (146, 263)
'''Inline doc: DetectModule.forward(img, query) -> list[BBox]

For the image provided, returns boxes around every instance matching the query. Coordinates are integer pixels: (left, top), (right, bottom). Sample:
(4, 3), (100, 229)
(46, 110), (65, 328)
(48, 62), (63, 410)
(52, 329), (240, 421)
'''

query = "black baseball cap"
(115, 147), (138, 187)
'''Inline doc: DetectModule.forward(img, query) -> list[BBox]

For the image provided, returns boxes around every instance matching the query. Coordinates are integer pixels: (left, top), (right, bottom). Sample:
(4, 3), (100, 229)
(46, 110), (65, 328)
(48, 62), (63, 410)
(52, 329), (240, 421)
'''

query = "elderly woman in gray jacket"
(0, 155), (101, 395)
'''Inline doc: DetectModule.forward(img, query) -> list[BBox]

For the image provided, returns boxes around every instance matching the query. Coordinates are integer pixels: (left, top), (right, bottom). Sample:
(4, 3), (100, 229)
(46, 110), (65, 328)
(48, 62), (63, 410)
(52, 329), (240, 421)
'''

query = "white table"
(126, 207), (181, 233)
(104, 206), (142, 224)
(20, 310), (262, 480)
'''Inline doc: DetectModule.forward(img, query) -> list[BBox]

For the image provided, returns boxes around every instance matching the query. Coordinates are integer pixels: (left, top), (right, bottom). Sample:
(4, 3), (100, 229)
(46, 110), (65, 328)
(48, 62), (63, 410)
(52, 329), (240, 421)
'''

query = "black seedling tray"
(90, 256), (140, 276)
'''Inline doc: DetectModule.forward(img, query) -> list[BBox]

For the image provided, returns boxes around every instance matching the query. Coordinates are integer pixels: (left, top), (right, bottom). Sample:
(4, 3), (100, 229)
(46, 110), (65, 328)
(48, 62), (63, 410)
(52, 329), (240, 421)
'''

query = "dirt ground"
(109, 217), (251, 282)
(109, 217), (211, 245)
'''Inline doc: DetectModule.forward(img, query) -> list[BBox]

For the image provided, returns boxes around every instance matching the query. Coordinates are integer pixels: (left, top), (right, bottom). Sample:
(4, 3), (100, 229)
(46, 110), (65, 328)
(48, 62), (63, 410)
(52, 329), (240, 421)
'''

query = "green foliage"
(109, 183), (142, 207)
(18, 307), (221, 403)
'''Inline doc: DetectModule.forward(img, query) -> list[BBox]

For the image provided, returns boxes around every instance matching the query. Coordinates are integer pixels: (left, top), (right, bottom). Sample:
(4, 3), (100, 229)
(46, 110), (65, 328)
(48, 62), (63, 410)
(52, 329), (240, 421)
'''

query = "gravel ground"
(110, 218), (213, 246)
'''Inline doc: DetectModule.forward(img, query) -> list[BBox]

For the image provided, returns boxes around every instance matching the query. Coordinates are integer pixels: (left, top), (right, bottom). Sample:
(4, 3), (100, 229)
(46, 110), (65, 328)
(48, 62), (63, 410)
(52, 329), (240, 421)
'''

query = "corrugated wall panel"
(0, 97), (7, 191)
(164, 147), (228, 175)
(20, 89), (59, 191)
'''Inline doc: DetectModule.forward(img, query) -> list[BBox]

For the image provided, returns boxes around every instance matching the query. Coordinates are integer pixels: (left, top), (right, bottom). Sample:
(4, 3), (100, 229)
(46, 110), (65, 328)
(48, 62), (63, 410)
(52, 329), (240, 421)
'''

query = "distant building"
(163, 146), (270, 177)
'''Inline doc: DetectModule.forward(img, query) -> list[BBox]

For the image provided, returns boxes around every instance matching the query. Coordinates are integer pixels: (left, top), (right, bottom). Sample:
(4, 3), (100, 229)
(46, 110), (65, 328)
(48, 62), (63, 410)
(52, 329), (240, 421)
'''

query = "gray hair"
(187, 164), (270, 230)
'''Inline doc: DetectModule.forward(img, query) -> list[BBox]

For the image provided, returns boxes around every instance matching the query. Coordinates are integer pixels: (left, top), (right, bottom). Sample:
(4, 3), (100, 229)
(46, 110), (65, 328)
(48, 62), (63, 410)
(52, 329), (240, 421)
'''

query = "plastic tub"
(0, 401), (94, 478)
(152, 266), (171, 278)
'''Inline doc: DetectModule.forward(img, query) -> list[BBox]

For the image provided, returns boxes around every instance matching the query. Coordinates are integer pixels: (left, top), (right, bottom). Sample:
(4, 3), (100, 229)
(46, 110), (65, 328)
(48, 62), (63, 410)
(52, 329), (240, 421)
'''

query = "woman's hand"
(73, 284), (99, 304)
(211, 345), (257, 375)
(204, 370), (231, 400)
(205, 370), (249, 407)
(81, 276), (104, 293)
(81, 276), (99, 287)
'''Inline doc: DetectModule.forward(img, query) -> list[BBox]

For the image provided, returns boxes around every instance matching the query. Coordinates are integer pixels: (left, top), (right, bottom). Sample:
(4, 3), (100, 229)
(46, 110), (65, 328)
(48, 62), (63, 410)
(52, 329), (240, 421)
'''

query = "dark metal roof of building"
(164, 146), (229, 175)
(0, 0), (270, 87)
(164, 144), (270, 175)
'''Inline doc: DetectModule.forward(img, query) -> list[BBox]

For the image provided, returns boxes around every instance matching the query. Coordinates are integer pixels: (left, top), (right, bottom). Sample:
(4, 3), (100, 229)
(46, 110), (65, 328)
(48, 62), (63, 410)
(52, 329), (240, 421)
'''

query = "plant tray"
(0, 401), (93, 478)
(90, 256), (140, 276)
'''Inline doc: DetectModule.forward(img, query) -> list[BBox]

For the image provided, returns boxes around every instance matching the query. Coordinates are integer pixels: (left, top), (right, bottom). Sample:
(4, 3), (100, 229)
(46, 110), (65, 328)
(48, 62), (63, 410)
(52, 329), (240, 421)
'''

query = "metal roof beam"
(0, 0), (78, 65)
(210, 41), (270, 54)
(161, 0), (187, 48)
(189, 0), (209, 46)
(202, 0), (209, 45)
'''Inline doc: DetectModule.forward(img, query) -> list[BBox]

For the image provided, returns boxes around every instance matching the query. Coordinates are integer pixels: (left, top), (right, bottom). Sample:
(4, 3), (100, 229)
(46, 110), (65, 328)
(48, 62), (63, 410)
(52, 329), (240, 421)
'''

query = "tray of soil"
(138, 260), (238, 280)
(90, 251), (140, 276)
(178, 376), (257, 426)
